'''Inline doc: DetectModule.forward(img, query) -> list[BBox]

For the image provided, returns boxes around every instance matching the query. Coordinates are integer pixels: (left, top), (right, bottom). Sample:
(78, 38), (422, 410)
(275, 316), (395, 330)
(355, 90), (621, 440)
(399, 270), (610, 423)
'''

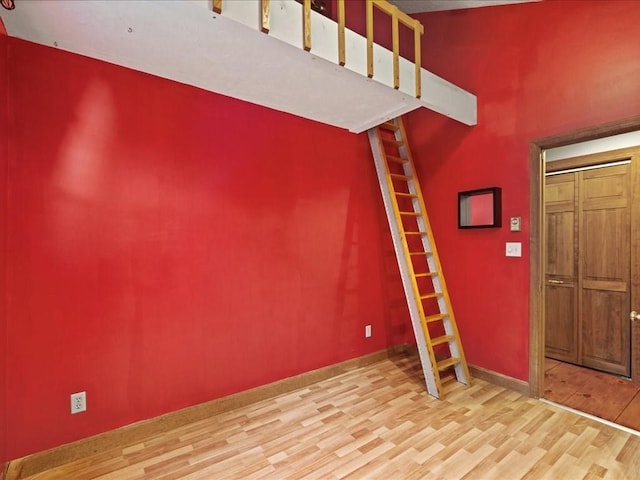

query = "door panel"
(546, 177), (575, 209)
(582, 209), (628, 283)
(582, 165), (629, 208)
(581, 288), (629, 375)
(545, 173), (577, 362)
(546, 211), (575, 278)
(545, 284), (578, 363)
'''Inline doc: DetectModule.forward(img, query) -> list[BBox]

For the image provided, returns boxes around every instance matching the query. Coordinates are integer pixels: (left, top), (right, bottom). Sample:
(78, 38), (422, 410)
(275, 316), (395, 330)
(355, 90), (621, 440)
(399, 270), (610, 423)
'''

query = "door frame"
(529, 115), (640, 398)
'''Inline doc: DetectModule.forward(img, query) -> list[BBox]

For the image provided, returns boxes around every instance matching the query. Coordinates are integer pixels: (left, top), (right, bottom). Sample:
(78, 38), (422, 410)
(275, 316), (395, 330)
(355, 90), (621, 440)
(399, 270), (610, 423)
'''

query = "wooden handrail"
(366, 0), (374, 78)
(392, 6), (399, 89)
(211, 0), (424, 99)
(367, 0), (424, 98)
(413, 25), (422, 98)
(303, 0), (311, 51)
(337, 0), (346, 66)
(261, 0), (270, 34)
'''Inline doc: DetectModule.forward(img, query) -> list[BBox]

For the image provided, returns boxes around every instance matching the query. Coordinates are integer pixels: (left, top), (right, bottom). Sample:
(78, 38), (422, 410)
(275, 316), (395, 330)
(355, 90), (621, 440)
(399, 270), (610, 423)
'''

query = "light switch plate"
(506, 242), (522, 257)
(509, 217), (522, 232)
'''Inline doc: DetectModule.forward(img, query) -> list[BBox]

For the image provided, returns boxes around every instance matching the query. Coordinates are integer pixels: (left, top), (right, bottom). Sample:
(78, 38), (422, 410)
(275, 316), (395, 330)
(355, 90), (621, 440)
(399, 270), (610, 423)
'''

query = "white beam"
(1, 0), (476, 132)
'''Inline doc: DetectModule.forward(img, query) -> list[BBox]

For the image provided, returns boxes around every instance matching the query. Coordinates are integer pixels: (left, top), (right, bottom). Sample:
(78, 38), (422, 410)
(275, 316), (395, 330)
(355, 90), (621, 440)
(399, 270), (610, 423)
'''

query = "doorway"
(541, 146), (640, 430)
(529, 117), (640, 411)
(545, 152), (633, 377)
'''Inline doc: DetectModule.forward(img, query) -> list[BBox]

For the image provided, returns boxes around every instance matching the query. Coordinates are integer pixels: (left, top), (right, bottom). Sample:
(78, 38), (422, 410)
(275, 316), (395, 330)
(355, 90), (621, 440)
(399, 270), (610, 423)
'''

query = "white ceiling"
(390, 0), (539, 14)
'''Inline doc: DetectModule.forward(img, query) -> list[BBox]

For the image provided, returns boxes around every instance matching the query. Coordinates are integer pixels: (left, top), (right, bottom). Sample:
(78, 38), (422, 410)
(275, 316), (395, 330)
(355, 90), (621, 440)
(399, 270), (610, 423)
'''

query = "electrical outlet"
(70, 391), (86, 414)
(365, 325), (372, 338)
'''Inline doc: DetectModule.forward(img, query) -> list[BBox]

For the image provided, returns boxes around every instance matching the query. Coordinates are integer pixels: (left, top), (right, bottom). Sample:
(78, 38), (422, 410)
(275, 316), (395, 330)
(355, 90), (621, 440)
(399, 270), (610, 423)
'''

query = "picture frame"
(458, 187), (502, 228)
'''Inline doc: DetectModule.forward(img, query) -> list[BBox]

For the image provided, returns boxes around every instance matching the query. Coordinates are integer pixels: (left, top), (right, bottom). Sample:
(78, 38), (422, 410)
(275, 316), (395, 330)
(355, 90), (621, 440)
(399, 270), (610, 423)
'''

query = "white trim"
(540, 399), (640, 437)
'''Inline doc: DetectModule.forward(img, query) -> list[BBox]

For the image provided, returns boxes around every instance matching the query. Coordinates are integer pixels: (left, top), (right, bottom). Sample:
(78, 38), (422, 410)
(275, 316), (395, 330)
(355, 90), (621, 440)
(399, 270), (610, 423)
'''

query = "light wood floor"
(22, 354), (640, 479)
(544, 357), (640, 432)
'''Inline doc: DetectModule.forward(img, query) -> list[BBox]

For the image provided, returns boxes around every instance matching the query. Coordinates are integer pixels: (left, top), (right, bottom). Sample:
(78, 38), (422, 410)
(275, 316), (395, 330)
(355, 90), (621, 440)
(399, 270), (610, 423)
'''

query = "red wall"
(405, 0), (640, 380)
(1, 33), (8, 466)
(3, 37), (411, 460)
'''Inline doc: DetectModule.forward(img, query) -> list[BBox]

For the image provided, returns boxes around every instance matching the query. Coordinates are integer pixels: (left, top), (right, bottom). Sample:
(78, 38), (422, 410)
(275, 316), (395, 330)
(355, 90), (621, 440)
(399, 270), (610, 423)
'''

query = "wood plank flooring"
(544, 357), (640, 432)
(21, 355), (640, 479)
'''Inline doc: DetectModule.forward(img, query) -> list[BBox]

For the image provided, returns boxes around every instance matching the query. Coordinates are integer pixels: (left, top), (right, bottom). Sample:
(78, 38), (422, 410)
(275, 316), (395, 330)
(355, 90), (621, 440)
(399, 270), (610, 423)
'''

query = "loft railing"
(366, 1), (423, 98)
(212, 0), (424, 99)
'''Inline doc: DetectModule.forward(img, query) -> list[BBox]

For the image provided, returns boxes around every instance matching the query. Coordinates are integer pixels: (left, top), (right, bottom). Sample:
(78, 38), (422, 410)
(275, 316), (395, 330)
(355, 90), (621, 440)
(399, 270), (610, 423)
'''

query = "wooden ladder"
(368, 116), (470, 398)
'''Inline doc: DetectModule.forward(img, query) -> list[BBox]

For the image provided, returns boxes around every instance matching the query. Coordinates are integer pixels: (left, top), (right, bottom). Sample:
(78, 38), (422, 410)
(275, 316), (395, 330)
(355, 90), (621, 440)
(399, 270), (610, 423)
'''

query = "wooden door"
(632, 148), (640, 383)
(579, 164), (630, 376)
(545, 149), (635, 377)
(545, 173), (578, 363)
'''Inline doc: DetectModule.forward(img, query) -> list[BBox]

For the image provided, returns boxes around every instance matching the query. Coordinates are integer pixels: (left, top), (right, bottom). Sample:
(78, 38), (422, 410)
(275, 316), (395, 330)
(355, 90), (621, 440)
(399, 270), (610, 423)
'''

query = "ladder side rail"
(394, 118), (471, 385)
(367, 128), (441, 397)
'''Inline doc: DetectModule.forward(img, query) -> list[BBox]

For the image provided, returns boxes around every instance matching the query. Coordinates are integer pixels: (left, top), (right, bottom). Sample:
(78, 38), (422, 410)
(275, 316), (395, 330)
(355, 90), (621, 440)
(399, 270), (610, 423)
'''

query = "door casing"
(529, 115), (640, 397)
